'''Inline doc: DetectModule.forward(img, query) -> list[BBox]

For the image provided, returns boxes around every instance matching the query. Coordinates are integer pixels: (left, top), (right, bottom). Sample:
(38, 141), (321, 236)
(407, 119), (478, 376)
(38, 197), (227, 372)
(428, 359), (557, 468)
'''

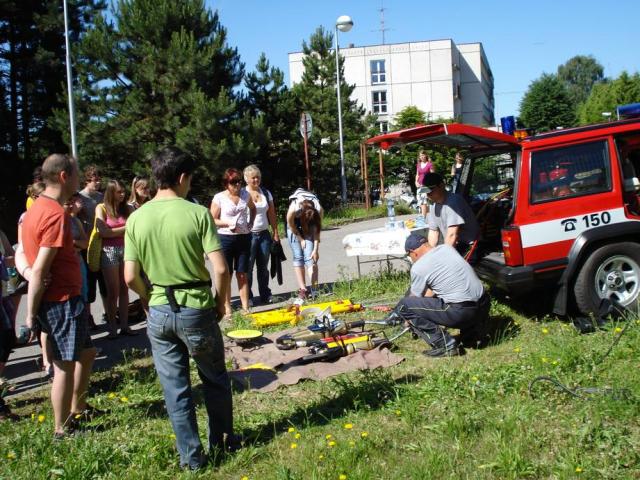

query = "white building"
(288, 39), (495, 132)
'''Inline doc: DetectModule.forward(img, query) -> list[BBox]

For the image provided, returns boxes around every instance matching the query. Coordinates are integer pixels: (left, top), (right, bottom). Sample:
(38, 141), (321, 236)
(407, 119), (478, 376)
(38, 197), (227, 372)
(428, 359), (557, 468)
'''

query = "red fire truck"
(366, 109), (640, 316)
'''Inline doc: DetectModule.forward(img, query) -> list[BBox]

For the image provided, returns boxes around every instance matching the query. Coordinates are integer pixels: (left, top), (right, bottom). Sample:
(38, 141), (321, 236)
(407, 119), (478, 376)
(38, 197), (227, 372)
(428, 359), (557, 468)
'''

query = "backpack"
(288, 188), (321, 212)
(284, 188), (321, 234)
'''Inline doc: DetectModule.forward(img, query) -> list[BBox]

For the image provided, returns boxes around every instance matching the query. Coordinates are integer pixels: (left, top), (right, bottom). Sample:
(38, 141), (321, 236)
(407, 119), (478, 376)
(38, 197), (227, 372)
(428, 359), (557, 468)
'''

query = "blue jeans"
(146, 304), (233, 468)
(248, 230), (272, 302)
(287, 230), (314, 267)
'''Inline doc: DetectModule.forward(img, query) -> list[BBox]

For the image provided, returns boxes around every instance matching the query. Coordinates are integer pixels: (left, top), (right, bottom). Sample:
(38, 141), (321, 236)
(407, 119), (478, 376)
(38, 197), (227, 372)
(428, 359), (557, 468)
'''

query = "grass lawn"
(2, 271), (639, 479)
(323, 203), (415, 228)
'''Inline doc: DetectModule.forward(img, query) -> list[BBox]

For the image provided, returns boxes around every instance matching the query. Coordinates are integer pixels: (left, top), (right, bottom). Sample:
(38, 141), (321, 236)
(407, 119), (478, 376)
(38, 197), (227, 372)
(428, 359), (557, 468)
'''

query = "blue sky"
(209, 0), (639, 123)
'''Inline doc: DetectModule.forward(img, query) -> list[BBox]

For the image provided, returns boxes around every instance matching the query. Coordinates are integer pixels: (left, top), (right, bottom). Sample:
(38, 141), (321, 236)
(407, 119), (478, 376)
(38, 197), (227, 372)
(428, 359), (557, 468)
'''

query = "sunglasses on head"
(229, 179), (242, 185)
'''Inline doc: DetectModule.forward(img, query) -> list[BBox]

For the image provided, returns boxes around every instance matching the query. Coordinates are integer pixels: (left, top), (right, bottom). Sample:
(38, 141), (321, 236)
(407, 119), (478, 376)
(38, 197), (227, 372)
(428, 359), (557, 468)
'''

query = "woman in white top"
(210, 168), (256, 316)
(242, 165), (280, 304)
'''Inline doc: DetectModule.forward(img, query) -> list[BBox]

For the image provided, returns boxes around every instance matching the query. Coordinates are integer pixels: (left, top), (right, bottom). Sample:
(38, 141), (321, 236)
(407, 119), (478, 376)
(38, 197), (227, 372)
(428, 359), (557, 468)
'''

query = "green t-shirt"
(124, 197), (221, 309)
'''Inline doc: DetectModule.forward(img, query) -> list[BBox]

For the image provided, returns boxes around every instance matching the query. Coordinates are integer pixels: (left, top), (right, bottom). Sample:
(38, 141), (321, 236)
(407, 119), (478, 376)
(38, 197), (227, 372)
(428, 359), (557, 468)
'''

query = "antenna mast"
(376, 1), (389, 44)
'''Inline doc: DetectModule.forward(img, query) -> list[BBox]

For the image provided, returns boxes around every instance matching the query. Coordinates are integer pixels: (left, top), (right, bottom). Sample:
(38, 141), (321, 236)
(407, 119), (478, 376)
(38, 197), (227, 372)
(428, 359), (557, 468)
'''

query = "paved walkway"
(5, 214), (414, 398)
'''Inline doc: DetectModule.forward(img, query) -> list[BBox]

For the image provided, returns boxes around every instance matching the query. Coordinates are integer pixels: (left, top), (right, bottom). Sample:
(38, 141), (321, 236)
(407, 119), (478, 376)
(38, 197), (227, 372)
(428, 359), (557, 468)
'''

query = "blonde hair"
(128, 175), (150, 206)
(243, 164), (261, 181)
(26, 182), (45, 199)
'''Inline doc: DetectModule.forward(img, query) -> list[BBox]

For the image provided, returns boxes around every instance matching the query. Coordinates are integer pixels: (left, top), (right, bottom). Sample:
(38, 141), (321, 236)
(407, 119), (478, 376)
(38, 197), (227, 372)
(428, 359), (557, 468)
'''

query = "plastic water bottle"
(386, 198), (395, 228)
(17, 325), (31, 345)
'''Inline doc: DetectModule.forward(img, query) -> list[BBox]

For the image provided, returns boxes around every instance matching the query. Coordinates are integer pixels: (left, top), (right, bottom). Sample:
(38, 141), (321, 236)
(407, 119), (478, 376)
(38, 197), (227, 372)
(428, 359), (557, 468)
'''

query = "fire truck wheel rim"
(594, 255), (640, 306)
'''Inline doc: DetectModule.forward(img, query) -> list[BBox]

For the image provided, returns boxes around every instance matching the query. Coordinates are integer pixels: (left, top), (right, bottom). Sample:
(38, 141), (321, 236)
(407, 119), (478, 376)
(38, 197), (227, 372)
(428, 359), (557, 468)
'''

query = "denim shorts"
(38, 296), (93, 361)
(219, 233), (251, 273)
(288, 231), (315, 268)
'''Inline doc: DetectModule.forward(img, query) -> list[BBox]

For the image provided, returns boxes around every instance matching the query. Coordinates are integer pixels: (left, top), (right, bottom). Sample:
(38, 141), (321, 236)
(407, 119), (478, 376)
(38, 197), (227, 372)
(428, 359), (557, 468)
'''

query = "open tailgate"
(366, 123), (520, 153)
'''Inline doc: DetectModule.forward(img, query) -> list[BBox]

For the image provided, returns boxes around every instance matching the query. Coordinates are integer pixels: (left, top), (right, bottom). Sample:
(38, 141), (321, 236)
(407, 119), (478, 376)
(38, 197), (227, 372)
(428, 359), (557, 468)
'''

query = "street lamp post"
(335, 15), (353, 205)
(63, 0), (78, 158)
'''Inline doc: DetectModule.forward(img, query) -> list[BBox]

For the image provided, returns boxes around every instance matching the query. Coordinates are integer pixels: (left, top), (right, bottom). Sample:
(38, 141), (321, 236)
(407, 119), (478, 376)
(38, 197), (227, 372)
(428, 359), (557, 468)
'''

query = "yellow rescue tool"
(249, 299), (364, 327)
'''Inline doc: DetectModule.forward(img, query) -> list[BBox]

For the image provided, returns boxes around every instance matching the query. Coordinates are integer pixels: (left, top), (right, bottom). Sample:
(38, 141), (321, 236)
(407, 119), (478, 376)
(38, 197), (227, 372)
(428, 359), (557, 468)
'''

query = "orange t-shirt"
(21, 195), (82, 302)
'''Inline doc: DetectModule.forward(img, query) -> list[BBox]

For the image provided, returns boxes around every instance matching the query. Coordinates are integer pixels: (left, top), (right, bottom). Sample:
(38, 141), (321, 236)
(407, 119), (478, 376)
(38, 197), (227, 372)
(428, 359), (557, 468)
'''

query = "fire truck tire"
(574, 242), (640, 315)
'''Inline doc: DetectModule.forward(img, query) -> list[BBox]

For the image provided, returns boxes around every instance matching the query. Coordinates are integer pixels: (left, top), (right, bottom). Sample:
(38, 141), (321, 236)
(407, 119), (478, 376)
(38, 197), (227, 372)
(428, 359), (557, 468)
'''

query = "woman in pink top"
(415, 150), (435, 218)
(96, 180), (134, 338)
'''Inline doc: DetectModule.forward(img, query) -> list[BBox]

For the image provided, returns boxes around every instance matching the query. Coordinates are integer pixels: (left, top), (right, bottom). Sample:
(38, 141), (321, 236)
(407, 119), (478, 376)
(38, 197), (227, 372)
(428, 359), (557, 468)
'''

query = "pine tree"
(0, 0), (103, 236)
(57, 0), (256, 199)
(291, 27), (367, 207)
(243, 53), (298, 205)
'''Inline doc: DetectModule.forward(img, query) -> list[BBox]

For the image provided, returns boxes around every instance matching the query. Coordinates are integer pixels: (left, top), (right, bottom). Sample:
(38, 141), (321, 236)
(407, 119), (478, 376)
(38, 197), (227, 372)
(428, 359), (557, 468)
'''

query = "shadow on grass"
(237, 371), (422, 446)
(460, 314), (521, 350)
(490, 287), (557, 320)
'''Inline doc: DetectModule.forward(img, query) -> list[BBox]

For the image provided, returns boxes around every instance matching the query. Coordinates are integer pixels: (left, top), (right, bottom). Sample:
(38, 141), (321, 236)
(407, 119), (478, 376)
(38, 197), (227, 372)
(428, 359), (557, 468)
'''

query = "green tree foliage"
(290, 27), (368, 208)
(391, 105), (426, 130)
(373, 108), (456, 191)
(557, 55), (604, 107)
(578, 71), (640, 125)
(0, 0), (103, 236)
(243, 53), (299, 208)
(57, 0), (256, 200)
(519, 74), (576, 133)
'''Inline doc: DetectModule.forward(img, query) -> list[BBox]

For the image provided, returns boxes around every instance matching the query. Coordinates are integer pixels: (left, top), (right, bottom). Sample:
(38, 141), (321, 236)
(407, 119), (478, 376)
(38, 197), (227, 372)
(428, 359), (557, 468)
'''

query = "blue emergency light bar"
(617, 103), (640, 119)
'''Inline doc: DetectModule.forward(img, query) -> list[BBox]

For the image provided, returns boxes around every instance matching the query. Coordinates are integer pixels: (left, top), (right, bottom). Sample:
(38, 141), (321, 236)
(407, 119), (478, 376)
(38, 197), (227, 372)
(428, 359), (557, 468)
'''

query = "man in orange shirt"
(21, 154), (97, 438)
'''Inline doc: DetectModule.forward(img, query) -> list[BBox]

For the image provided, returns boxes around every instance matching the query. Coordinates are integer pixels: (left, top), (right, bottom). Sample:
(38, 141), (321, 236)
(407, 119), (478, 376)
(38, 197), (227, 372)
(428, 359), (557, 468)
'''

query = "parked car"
(366, 113), (640, 316)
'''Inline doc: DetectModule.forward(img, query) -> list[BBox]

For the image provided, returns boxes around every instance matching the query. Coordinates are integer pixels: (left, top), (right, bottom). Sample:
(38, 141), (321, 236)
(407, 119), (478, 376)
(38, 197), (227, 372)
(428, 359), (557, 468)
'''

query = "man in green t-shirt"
(124, 147), (234, 470)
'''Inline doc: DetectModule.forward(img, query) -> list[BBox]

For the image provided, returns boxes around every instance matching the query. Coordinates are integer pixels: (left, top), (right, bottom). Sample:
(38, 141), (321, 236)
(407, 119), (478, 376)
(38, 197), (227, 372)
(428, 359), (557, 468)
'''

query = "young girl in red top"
(96, 180), (135, 338)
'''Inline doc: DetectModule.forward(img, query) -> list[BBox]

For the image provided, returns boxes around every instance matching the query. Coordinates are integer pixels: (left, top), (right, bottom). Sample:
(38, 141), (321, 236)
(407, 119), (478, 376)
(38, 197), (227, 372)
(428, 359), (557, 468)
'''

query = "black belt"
(449, 301), (478, 307)
(449, 292), (488, 308)
(153, 280), (212, 313)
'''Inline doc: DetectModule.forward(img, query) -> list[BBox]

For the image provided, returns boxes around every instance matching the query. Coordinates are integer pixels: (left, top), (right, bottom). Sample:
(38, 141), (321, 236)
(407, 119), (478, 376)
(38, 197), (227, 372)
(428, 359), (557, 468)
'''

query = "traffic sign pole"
(302, 113), (311, 190)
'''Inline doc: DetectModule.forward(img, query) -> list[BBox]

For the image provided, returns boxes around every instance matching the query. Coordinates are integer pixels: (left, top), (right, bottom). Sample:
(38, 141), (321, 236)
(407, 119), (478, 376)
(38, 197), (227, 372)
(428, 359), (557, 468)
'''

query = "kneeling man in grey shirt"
(394, 232), (489, 356)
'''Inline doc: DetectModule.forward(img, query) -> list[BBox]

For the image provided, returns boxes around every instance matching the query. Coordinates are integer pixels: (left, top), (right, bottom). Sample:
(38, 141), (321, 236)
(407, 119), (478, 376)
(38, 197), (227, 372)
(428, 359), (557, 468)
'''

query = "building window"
(372, 91), (387, 114)
(377, 121), (389, 133)
(371, 60), (386, 84)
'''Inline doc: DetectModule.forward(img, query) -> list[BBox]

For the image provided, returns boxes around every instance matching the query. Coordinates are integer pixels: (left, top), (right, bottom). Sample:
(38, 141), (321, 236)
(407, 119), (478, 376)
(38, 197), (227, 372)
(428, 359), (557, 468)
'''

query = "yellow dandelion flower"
(471, 375), (479, 382)
(349, 441), (355, 447)
(552, 360), (559, 366)
(325, 434), (333, 440)
(541, 328), (549, 334)
(513, 347), (521, 353)
(339, 474), (347, 480)
(395, 410), (402, 416)
(614, 327), (622, 333)
(575, 467), (583, 473)
(318, 454), (325, 460)
(169, 434), (176, 439)
(328, 441), (336, 447)
(343, 423), (353, 429)
(294, 433), (301, 439)
(37, 414), (46, 423)
(287, 427), (295, 433)
(120, 396), (129, 403)
(108, 392), (116, 399)
(290, 443), (297, 449)
(541, 357), (548, 363)
(241, 476), (249, 480)
(361, 431), (368, 438)
(7, 451), (16, 459)
(31, 413), (35, 420)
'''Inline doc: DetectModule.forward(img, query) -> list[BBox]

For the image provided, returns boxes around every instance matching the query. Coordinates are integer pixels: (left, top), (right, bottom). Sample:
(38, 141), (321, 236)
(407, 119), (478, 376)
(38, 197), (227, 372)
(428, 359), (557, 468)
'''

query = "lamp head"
(336, 15), (353, 32)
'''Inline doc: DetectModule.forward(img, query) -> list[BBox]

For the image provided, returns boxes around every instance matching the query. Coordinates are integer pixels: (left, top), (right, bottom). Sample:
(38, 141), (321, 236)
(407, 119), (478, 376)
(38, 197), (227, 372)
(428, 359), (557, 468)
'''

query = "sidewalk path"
(6, 214), (413, 398)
